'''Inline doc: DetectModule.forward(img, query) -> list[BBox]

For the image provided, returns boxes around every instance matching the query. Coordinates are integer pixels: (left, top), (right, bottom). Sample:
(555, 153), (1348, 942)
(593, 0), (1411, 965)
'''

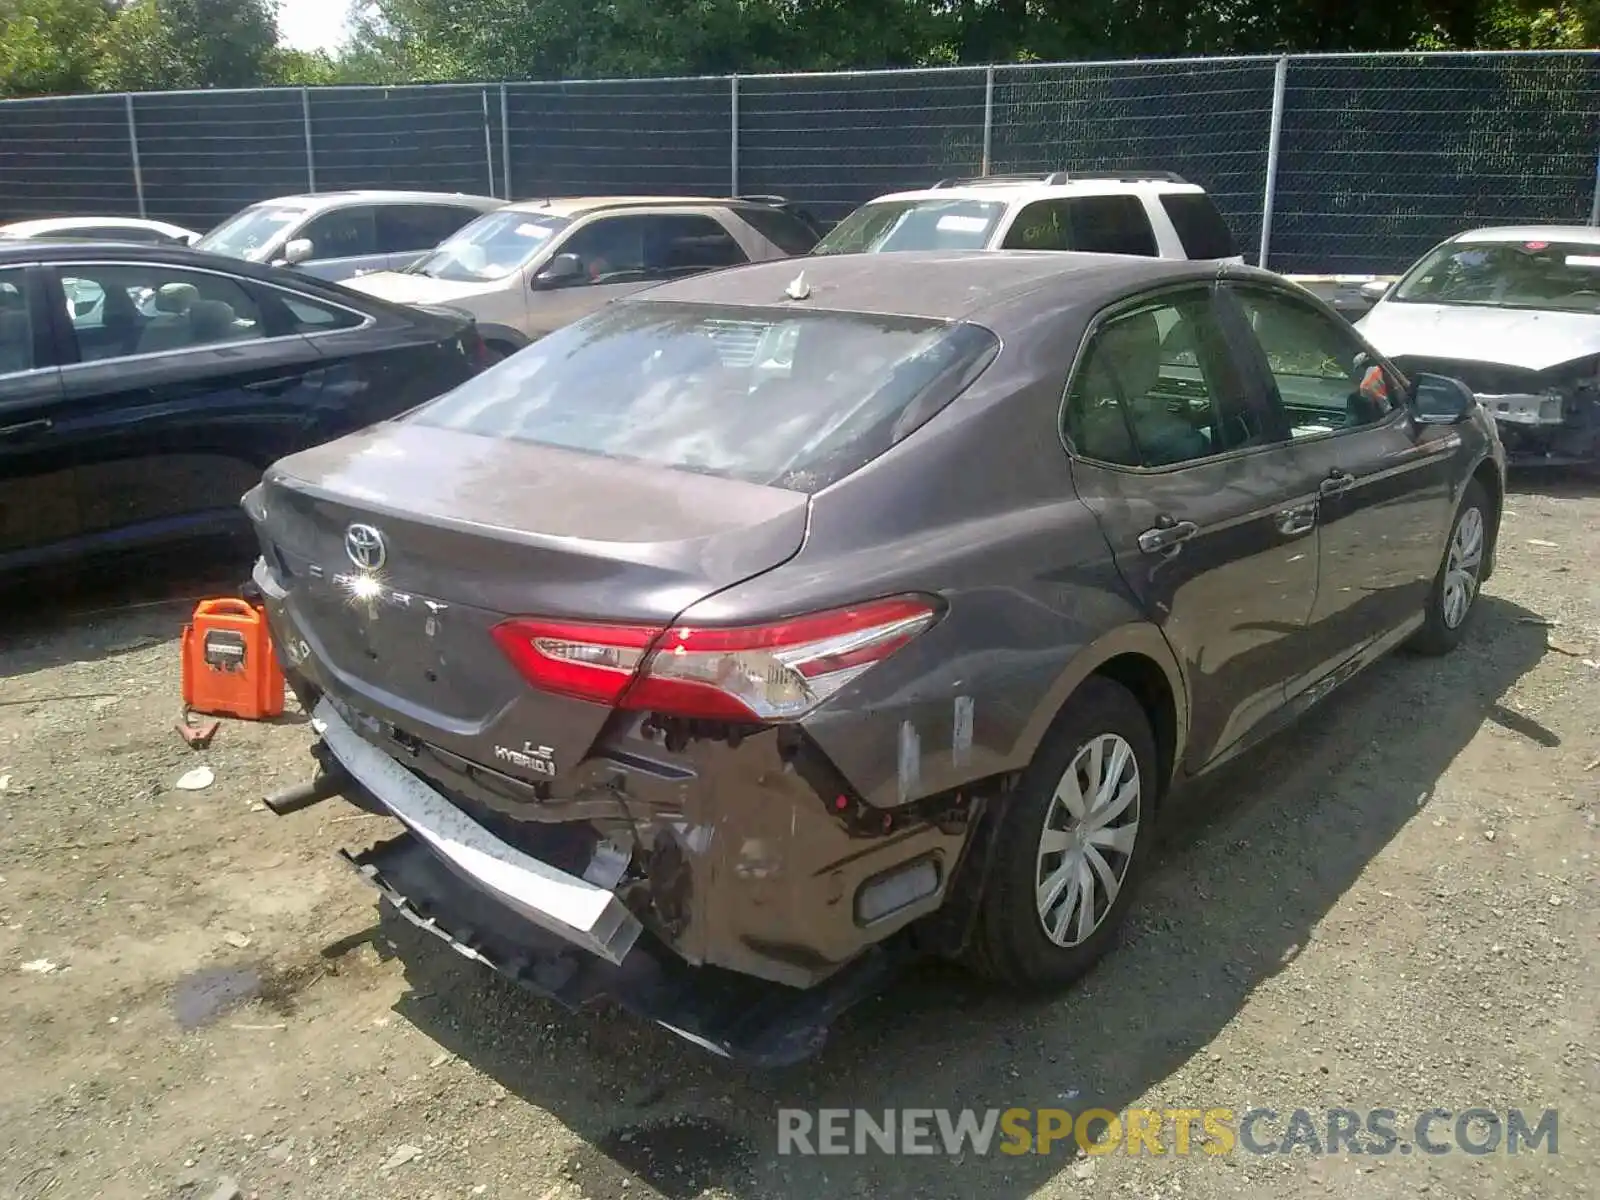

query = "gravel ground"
(0, 476), (1596, 1200)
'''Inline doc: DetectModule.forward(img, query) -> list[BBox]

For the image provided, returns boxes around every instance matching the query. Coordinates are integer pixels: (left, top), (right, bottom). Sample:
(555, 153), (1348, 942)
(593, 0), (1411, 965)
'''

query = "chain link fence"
(1, 51), (1595, 274)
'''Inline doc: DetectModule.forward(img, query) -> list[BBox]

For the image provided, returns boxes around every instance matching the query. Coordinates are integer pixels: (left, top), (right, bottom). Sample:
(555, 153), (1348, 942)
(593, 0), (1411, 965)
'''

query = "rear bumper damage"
(258, 576), (981, 1059)
(341, 828), (913, 1065)
(313, 698), (642, 966)
(294, 692), (944, 1061)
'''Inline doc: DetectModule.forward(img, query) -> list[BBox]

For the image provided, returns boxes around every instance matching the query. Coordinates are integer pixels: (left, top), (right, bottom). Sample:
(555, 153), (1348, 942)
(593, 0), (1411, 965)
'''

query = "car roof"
(0, 237), (388, 289)
(867, 179), (1208, 206)
(0, 216), (191, 234)
(1453, 224), (1600, 246)
(634, 249), (1223, 326)
(500, 195), (743, 218)
(247, 190), (504, 212)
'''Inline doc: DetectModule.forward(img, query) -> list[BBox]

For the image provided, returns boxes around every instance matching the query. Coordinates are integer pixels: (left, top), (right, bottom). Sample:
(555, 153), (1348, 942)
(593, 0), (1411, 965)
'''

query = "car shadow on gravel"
(0, 543), (252, 677)
(369, 593), (1552, 1200)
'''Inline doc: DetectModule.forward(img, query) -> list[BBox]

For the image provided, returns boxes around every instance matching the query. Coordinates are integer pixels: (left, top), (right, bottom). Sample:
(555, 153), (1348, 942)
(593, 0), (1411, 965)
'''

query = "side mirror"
(281, 237), (314, 266)
(1410, 372), (1476, 425)
(533, 253), (583, 290)
(1359, 279), (1391, 303)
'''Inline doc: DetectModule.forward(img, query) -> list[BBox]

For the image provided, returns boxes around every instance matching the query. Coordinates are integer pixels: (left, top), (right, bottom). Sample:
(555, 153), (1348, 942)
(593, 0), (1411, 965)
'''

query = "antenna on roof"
(784, 271), (811, 301)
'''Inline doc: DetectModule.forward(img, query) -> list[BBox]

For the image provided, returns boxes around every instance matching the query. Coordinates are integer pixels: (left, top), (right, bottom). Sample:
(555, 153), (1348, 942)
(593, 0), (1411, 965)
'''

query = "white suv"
(810, 171), (1244, 263)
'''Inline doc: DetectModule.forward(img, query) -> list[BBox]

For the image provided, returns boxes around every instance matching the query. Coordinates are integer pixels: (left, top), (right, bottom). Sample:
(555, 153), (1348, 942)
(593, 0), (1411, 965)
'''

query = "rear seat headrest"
(155, 282), (199, 314)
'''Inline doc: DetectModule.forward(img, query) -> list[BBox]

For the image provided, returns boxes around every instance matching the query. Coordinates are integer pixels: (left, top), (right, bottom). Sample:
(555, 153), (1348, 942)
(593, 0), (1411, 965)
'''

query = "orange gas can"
(181, 598), (286, 721)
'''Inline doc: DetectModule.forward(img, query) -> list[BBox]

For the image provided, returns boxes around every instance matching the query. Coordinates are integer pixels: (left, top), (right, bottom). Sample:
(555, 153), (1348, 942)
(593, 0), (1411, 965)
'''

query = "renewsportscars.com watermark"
(777, 1107), (1560, 1157)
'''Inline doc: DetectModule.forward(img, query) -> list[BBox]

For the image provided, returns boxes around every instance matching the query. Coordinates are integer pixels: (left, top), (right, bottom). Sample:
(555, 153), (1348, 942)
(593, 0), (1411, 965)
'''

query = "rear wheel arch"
(474, 323), (527, 354)
(1015, 627), (1187, 804)
(1470, 457), (1503, 579)
(1091, 652), (1179, 805)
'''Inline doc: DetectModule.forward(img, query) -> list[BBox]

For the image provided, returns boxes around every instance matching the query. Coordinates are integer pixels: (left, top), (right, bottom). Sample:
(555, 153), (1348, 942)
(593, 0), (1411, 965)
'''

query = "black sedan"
(0, 240), (491, 580)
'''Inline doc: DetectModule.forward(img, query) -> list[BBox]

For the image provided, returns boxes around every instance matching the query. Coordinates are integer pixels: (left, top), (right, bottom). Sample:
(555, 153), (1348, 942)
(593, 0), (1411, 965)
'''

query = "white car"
(1357, 225), (1600, 464)
(0, 216), (199, 246)
(809, 171), (1245, 263)
(194, 190), (506, 282)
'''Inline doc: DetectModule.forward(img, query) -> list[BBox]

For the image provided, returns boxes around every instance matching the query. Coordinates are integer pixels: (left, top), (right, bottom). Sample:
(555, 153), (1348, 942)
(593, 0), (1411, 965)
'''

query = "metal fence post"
(500, 83), (512, 199)
(729, 75), (740, 196)
(1257, 55), (1290, 269)
(1590, 144), (1600, 226)
(123, 94), (146, 218)
(981, 67), (995, 176)
(481, 88), (495, 196)
(301, 87), (316, 193)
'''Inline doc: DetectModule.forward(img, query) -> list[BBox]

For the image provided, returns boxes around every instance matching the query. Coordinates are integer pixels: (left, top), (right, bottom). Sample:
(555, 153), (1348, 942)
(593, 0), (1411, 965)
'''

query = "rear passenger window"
(377, 205), (483, 254)
(1065, 291), (1262, 467)
(56, 264), (263, 361)
(646, 214), (749, 274)
(1159, 194), (1239, 260)
(733, 205), (820, 255)
(298, 207), (378, 260)
(1064, 196), (1159, 257)
(0, 270), (35, 374)
(1000, 201), (1075, 251)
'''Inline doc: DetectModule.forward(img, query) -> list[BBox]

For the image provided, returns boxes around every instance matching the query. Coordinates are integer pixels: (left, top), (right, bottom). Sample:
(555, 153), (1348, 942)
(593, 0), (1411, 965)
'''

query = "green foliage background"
(0, 0), (1595, 99)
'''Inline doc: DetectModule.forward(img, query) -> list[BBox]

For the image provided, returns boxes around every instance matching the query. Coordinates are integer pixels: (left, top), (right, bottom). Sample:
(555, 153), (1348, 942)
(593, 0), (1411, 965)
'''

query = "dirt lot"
(1, 478), (1596, 1200)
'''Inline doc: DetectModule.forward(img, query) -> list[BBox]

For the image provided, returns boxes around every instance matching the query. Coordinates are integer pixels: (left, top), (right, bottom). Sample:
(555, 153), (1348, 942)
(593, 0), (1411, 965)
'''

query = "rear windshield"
(811, 199), (1006, 255)
(408, 301), (1000, 491)
(734, 205), (821, 255)
(1393, 238), (1600, 312)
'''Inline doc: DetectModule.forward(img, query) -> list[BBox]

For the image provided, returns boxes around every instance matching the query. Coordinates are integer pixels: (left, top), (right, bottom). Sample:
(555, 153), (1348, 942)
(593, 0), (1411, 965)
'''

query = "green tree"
(0, 0), (113, 97)
(91, 0), (279, 91)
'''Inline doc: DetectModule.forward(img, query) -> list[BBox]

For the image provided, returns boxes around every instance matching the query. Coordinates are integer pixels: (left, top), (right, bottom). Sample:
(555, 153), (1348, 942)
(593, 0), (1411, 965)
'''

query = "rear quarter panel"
(298, 305), (478, 431)
(680, 311), (1184, 809)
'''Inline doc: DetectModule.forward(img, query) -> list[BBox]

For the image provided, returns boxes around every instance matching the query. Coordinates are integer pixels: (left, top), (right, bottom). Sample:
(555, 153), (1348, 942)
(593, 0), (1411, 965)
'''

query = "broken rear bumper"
(344, 829), (913, 1065)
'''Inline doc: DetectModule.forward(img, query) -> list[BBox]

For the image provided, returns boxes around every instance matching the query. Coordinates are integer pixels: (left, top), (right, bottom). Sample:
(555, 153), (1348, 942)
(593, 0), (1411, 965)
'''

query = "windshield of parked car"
(1392, 238), (1600, 312)
(810, 199), (1007, 255)
(196, 205), (306, 261)
(408, 301), (1000, 491)
(403, 210), (572, 282)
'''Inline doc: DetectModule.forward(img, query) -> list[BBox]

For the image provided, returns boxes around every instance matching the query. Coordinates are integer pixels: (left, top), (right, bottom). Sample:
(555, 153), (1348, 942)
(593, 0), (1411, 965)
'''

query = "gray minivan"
(195, 190), (505, 282)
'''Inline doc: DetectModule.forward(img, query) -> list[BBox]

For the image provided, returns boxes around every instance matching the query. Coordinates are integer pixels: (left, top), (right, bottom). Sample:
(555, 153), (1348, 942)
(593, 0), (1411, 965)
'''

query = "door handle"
(243, 376), (302, 395)
(0, 417), (51, 440)
(1138, 517), (1199, 554)
(1319, 470), (1357, 496)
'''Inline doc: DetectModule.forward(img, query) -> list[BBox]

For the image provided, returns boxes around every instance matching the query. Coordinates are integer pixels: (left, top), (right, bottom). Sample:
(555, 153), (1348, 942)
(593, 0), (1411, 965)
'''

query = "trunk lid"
(253, 421), (808, 776)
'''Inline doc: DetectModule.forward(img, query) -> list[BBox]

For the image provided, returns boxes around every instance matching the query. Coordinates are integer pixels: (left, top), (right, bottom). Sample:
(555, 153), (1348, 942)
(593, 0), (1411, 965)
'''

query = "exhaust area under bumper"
(341, 829), (911, 1065)
(310, 695), (913, 1063)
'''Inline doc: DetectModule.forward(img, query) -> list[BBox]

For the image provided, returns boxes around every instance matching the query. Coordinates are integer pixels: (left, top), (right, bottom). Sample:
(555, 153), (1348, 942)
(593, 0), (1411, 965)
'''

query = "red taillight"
(490, 620), (657, 706)
(491, 596), (940, 721)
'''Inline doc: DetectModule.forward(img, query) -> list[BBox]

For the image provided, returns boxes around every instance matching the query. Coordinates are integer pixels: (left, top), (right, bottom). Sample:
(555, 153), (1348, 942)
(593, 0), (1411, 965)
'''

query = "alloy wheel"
(1035, 733), (1141, 948)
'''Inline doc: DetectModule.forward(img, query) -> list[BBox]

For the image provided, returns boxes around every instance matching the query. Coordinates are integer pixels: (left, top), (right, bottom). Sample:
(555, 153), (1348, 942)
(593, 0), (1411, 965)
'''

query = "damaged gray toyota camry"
(244, 250), (1506, 1064)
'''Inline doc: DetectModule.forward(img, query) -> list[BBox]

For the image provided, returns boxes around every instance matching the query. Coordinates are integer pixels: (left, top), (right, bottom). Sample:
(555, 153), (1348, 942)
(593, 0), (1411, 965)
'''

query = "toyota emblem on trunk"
(344, 523), (387, 571)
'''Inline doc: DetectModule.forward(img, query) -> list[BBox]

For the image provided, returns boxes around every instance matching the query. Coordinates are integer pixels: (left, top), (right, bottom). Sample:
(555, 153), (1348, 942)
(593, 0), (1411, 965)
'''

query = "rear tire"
(485, 339), (517, 362)
(965, 676), (1158, 989)
(1407, 479), (1489, 657)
